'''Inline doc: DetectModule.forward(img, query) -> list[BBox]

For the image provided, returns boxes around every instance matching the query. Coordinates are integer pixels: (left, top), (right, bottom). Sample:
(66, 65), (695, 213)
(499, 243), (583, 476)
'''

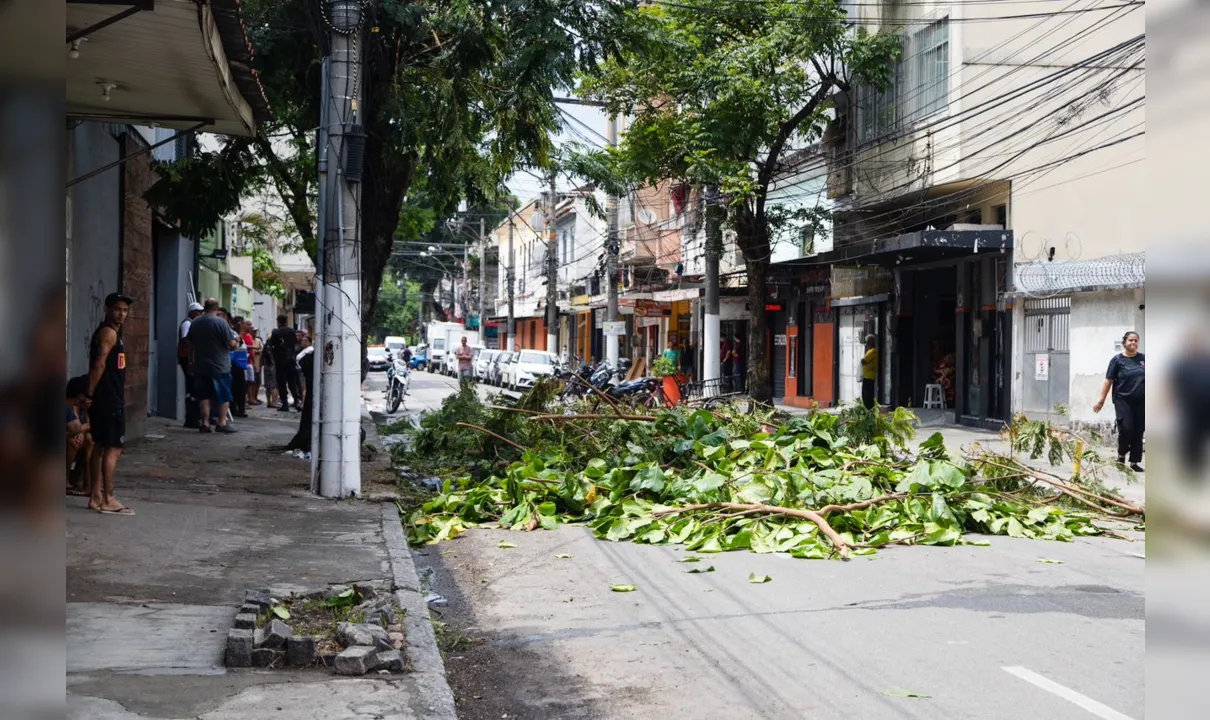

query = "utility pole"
(316, 0), (364, 498)
(507, 214), (516, 351)
(546, 173), (559, 355)
(703, 185), (723, 393)
(478, 216), (486, 336)
(462, 241), (470, 324)
(605, 115), (620, 371)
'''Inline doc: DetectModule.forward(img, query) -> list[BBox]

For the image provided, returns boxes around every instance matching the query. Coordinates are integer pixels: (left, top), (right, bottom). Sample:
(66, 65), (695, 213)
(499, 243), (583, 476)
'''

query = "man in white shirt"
(178, 302), (204, 428)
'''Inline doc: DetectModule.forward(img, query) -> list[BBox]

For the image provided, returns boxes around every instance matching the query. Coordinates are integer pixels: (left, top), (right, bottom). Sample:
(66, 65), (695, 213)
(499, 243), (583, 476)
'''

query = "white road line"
(1003, 666), (1136, 720)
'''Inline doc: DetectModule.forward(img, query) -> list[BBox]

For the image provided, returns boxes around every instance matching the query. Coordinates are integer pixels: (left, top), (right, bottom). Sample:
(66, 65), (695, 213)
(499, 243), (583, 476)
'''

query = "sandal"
(97, 506), (135, 516)
(66, 487), (90, 497)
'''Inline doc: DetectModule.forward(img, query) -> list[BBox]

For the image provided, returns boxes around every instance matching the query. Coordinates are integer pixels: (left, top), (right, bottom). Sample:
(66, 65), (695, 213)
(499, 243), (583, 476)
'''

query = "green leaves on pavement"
(611, 584), (637, 593)
(883, 688), (931, 699)
(748, 573), (772, 584)
(686, 566), (716, 574)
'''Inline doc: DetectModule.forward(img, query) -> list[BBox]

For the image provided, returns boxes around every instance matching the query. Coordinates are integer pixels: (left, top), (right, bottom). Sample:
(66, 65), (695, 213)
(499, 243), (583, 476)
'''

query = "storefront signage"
(765, 303), (783, 312)
(652, 288), (701, 302)
(602, 320), (626, 336)
(1034, 353), (1050, 381)
(774, 334), (787, 346)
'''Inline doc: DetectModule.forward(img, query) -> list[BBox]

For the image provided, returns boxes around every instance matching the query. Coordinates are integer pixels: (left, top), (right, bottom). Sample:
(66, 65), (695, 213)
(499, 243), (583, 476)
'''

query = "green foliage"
(370, 270), (422, 342)
(399, 390), (1124, 558)
(651, 356), (677, 378)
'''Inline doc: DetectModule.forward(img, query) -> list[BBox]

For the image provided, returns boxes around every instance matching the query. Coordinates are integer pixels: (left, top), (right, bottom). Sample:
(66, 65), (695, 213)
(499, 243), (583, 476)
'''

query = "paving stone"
(333, 646), (376, 676)
(353, 582), (379, 600)
(233, 613), (257, 630)
(373, 649), (404, 673)
(258, 618), (292, 649)
(239, 603), (262, 617)
(251, 648), (284, 668)
(388, 631), (405, 649)
(336, 621), (388, 648)
(225, 628), (253, 667)
(244, 589), (271, 611)
(286, 636), (316, 667)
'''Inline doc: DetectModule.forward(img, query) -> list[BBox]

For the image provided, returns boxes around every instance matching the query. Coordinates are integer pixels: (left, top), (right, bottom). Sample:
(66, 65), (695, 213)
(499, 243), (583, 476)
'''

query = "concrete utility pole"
(462, 241), (470, 322)
(546, 173), (559, 354)
(507, 214), (516, 351)
(605, 115), (620, 371)
(478, 216), (486, 334)
(703, 185), (723, 393)
(316, 0), (364, 498)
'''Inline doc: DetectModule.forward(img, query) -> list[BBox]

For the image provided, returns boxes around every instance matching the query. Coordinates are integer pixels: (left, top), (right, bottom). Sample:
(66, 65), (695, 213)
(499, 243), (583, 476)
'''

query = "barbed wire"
(1014, 250), (1144, 297)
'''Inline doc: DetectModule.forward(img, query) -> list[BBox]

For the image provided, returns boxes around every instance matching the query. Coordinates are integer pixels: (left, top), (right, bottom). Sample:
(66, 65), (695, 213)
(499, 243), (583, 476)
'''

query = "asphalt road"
(381, 370), (1145, 720)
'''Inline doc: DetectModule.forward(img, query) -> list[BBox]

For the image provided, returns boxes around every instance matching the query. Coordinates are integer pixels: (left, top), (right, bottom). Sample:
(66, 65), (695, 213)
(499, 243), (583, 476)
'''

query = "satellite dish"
(638, 208), (657, 225)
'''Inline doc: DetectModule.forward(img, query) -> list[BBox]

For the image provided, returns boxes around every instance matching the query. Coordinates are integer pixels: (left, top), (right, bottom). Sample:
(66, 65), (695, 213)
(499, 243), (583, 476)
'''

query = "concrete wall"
(121, 133), (157, 440)
(68, 122), (121, 377)
(154, 228), (194, 420)
(1066, 289), (1145, 430)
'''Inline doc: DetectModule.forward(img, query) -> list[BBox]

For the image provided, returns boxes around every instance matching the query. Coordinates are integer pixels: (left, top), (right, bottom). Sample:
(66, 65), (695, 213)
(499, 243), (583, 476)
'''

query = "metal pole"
(317, 0), (363, 498)
(507, 215), (516, 351)
(547, 173), (559, 354)
(703, 185), (722, 392)
(605, 115), (620, 371)
(479, 216), (486, 334)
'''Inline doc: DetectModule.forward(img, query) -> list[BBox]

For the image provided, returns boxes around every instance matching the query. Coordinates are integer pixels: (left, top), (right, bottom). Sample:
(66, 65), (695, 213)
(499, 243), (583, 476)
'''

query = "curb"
(381, 502), (457, 719)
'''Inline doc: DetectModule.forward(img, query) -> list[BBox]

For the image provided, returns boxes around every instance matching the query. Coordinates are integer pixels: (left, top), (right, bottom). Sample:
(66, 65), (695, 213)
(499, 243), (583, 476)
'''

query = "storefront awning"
(773, 229), (1014, 271)
(67, 0), (271, 137)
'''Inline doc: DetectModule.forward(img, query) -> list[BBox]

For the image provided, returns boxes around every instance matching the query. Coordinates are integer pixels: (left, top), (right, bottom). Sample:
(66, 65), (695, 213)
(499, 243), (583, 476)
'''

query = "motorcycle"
(385, 352), (411, 413)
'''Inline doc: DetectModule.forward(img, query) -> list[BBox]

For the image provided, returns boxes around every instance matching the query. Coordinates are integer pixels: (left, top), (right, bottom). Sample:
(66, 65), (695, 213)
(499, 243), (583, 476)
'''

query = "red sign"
(765, 304), (783, 312)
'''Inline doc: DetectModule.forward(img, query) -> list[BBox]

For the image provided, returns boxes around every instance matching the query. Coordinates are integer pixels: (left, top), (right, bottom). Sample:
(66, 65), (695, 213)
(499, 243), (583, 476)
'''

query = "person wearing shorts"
(86, 292), (134, 515)
(186, 298), (238, 434)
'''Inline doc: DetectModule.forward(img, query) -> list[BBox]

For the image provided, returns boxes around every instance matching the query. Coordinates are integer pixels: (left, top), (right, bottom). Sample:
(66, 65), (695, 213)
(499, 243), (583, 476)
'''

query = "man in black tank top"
(86, 293), (134, 515)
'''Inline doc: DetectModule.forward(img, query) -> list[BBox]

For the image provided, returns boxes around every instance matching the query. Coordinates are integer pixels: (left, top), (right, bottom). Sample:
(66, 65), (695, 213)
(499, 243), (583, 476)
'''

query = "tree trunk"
(735, 203), (772, 403)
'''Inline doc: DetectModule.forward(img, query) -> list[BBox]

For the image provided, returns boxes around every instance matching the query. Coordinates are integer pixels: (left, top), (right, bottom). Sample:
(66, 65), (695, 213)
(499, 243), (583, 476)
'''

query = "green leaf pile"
(401, 390), (1138, 561)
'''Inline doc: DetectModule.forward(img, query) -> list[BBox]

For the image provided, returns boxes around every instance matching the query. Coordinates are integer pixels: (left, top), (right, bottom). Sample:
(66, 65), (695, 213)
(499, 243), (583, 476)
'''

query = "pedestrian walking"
(730, 334), (744, 392)
(178, 301), (204, 428)
(720, 338), (733, 390)
(86, 292), (134, 515)
(860, 334), (878, 410)
(1094, 330), (1145, 472)
(454, 336), (475, 382)
(187, 298), (239, 434)
(267, 314), (302, 411)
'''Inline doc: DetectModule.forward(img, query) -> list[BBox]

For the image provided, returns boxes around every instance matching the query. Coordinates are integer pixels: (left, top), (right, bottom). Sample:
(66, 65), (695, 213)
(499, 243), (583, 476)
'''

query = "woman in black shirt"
(1094, 331), (1145, 472)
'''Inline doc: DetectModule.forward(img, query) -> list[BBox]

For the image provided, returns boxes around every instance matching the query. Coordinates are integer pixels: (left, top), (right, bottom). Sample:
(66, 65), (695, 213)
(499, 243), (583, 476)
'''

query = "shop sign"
(602, 320), (626, 336)
(652, 288), (701, 302)
(1035, 353), (1050, 380)
(765, 303), (783, 312)
(774, 334), (787, 346)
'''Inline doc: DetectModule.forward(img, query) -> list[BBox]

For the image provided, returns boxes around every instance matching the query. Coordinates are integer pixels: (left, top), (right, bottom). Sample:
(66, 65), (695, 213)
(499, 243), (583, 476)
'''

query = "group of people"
(177, 306), (309, 428)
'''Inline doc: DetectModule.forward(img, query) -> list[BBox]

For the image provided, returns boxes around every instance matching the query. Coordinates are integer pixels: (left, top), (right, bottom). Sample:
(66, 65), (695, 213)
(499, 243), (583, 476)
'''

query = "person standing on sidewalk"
(86, 292), (134, 515)
(454, 336), (475, 383)
(187, 299), (239, 434)
(245, 322), (262, 406)
(860, 334), (878, 410)
(177, 302), (204, 428)
(267, 315), (302, 411)
(1094, 330), (1145, 472)
(229, 316), (250, 418)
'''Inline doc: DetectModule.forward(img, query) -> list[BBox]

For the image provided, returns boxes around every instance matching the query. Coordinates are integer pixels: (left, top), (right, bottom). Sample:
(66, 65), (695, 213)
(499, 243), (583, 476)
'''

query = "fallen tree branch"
(530, 413), (658, 423)
(815, 494), (906, 518)
(653, 501), (854, 559)
(456, 423), (526, 452)
(976, 457), (1144, 517)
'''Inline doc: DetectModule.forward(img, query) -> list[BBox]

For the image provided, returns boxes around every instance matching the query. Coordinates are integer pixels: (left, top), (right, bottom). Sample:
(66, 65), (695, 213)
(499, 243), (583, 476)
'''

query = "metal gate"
(1022, 297), (1070, 416)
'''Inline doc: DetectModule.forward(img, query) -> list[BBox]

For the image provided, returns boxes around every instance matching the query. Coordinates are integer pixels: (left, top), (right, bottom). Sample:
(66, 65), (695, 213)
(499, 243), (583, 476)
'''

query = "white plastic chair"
(923, 384), (945, 409)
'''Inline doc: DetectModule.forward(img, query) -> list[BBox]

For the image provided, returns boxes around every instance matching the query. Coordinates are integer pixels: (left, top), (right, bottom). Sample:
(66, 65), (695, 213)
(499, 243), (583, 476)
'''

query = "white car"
(444, 344), (483, 376)
(504, 350), (558, 391)
(476, 349), (500, 381)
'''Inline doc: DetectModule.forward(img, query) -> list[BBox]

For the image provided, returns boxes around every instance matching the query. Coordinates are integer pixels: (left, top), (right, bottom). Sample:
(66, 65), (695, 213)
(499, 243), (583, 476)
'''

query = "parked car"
(366, 345), (391, 371)
(504, 350), (558, 391)
(383, 335), (408, 357)
(475, 349), (499, 382)
(489, 351), (513, 386)
(408, 345), (429, 371)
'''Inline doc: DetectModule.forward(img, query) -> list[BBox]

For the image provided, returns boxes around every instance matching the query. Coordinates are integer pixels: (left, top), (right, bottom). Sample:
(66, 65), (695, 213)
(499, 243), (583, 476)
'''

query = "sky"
(505, 101), (608, 205)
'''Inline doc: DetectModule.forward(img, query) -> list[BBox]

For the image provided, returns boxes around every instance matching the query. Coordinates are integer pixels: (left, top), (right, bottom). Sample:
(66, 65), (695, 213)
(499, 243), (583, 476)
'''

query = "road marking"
(1003, 666), (1136, 720)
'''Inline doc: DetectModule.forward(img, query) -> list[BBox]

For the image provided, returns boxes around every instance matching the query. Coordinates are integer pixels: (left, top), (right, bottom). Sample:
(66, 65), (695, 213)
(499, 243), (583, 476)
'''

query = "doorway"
(897, 267), (957, 408)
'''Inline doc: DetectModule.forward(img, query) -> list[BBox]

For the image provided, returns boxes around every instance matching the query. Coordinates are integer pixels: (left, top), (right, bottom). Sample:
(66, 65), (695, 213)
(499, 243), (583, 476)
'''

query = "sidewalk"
(67, 403), (454, 720)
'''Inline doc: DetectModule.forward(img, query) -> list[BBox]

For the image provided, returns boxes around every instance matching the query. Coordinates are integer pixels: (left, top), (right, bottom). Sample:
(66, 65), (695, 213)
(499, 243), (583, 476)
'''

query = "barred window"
(905, 18), (950, 121)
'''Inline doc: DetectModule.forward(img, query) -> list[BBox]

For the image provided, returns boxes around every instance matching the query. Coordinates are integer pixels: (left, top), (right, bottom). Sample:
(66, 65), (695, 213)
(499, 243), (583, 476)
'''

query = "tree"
(572, 1), (898, 401)
(369, 270), (421, 343)
(145, 0), (637, 353)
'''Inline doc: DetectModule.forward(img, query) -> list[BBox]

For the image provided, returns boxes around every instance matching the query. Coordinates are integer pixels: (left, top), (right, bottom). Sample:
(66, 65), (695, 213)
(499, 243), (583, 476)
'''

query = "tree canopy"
(572, 0), (899, 400)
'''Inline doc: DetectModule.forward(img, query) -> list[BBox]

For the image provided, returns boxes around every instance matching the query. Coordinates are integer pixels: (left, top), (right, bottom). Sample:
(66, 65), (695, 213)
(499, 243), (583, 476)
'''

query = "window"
(906, 18), (949, 120)
(857, 71), (900, 143)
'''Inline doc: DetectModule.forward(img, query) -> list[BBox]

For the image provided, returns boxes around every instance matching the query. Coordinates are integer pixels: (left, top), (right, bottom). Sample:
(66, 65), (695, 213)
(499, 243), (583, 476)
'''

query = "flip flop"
(97, 506), (135, 516)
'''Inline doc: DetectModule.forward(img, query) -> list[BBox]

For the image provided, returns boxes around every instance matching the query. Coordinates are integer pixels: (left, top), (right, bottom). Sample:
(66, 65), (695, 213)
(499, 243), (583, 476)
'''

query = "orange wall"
(813, 322), (834, 406)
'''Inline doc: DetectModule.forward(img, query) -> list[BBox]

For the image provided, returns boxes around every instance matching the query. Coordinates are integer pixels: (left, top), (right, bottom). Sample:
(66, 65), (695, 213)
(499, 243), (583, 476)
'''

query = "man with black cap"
(86, 292), (134, 515)
(178, 301), (204, 428)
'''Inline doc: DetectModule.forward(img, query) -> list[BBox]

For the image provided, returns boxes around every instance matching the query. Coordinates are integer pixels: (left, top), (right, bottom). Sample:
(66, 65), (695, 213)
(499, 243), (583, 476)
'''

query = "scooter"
(385, 352), (411, 413)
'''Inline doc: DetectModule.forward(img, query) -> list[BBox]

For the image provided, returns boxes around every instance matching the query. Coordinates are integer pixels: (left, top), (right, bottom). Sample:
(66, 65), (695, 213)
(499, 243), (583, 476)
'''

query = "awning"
(67, 0), (271, 137)
(773, 229), (1014, 271)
